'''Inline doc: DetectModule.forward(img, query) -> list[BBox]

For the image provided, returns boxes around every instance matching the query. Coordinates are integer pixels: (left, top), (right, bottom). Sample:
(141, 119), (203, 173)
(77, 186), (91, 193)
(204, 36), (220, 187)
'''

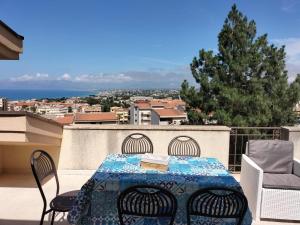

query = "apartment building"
(12, 101), (38, 112)
(130, 101), (152, 125)
(130, 99), (186, 125)
(0, 98), (8, 111)
(129, 96), (153, 102)
(110, 107), (129, 124)
(151, 108), (187, 125)
(37, 105), (69, 118)
(80, 104), (102, 113)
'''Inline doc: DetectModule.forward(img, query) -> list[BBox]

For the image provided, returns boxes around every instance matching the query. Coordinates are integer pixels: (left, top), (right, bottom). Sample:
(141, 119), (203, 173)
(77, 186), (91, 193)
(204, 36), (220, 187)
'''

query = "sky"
(1, 0), (300, 90)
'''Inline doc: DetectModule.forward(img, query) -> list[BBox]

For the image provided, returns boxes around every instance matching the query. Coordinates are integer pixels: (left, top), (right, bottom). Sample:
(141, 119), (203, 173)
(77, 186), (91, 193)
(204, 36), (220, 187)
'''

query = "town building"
(130, 101), (152, 125)
(0, 98), (8, 111)
(151, 108), (188, 125)
(129, 99), (186, 125)
(12, 101), (38, 112)
(74, 112), (118, 124)
(37, 105), (69, 118)
(80, 104), (102, 113)
(129, 96), (153, 102)
(110, 107), (129, 124)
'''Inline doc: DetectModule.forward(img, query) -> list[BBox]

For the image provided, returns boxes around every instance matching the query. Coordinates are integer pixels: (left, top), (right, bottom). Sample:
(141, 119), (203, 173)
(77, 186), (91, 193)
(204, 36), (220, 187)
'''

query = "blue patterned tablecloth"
(68, 154), (252, 225)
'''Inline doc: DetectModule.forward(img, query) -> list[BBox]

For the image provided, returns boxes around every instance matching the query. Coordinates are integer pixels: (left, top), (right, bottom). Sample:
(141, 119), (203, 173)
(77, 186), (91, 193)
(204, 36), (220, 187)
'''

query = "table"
(68, 154), (252, 225)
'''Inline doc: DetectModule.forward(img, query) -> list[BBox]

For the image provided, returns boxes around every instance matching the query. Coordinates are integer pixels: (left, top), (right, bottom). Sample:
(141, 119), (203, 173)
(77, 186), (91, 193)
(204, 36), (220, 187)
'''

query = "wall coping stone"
(282, 126), (300, 132)
(64, 124), (231, 131)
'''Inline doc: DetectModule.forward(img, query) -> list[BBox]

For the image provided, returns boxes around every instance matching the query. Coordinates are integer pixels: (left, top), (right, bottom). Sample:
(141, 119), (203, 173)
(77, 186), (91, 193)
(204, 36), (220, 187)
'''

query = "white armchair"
(240, 140), (300, 221)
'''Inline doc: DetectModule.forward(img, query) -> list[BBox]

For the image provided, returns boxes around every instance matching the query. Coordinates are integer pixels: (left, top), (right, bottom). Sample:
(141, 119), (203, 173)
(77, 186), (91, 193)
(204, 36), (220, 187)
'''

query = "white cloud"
(36, 73), (49, 79)
(10, 73), (49, 82)
(273, 38), (300, 63)
(5, 67), (194, 89)
(57, 73), (71, 81)
(281, 0), (299, 12)
(74, 73), (133, 83)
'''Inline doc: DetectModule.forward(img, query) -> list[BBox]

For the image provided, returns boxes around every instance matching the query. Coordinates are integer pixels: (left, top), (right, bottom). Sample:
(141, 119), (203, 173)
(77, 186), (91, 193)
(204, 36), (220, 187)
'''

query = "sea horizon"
(0, 89), (95, 100)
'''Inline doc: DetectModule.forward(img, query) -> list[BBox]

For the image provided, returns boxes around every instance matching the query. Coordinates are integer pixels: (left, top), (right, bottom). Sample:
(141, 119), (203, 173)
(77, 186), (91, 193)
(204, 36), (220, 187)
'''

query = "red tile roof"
(153, 108), (186, 118)
(14, 102), (36, 107)
(134, 102), (151, 110)
(55, 115), (74, 125)
(134, 99), (185, 110)
(75, 112), (117, 122)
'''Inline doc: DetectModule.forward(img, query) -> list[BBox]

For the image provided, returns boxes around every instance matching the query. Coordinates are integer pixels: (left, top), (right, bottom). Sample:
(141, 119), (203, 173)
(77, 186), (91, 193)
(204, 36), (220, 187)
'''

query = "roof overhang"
(0, 20), (24, 60)
(75, 120), (117, 123)
(0, 112), (63, 146)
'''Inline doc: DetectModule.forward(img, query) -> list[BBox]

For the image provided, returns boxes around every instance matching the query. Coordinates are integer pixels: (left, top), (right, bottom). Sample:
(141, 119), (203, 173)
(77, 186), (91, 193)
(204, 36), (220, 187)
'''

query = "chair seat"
(50, 190), (79, 212)
(263, 173), (300, 190)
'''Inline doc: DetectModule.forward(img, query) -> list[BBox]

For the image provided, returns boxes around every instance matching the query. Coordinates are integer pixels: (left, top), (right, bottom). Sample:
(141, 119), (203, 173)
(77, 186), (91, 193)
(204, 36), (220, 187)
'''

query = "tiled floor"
(0, 172), (298, 225)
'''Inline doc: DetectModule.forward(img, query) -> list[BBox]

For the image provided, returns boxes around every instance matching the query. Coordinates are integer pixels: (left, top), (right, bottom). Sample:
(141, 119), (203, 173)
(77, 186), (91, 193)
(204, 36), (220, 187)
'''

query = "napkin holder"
(140, 154), (170, 172)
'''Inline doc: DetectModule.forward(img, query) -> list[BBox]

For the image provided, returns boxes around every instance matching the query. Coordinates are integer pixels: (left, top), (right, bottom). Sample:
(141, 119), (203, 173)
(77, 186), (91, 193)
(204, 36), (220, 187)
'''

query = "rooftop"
(0, 20), (24, 40)
(0, 20), (24, 60)
(134, 99), (185, 110)
(74, 112), (117, 122)
(55, 115), (74, 125)
(153, 108), (187, 118)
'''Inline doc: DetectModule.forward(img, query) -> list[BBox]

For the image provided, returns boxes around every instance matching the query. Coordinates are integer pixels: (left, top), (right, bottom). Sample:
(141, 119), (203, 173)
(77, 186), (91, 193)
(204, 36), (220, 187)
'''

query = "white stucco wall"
(151, 111), (160, 125)
(282, 126), (300, 159)
(0, 144), (61, 173)
(0, 145), (3, 173)
(58, 125), (231, 170)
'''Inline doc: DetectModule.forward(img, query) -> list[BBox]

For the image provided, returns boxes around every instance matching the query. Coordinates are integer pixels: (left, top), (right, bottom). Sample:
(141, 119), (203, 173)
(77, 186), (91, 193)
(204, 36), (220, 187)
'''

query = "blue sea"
(0, 89), (95, 100)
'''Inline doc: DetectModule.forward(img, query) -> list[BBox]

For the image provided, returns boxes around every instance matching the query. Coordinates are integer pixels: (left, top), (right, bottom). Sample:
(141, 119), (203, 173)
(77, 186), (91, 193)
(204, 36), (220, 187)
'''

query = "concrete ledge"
(64, 124), (231, 131)
(0, 112), (63, 145)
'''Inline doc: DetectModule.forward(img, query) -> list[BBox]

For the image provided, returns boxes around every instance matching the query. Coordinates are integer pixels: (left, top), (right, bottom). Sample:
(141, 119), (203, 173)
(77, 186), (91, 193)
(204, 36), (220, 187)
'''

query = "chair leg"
(40, 212), (45, 225)
(50, 211), (55, 225)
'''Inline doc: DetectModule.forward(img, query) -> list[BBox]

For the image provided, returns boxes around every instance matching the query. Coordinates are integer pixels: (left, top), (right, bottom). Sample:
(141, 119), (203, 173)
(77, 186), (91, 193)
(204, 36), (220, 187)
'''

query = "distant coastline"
(0, 89), (94, 100)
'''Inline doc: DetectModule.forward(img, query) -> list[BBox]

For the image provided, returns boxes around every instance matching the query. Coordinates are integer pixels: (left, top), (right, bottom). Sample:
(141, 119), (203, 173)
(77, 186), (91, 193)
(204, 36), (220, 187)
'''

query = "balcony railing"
(229, 127), (282, 172)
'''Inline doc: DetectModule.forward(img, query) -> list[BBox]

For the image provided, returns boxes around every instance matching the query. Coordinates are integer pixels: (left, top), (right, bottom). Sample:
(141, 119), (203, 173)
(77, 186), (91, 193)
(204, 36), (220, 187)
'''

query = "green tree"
(86, 97), (99, 106)
(181, 4), (300, 126)
(68, 106), (73, 113)
(101, 97), (114, 112)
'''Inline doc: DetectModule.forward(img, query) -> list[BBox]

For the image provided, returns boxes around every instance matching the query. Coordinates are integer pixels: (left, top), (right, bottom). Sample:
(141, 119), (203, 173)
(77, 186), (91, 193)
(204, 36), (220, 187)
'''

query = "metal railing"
(229, 127), (282, 172)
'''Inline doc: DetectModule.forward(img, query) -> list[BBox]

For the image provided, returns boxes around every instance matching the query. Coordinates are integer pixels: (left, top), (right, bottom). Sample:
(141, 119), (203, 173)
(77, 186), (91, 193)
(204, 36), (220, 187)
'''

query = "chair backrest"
(168, 136), (201, 157)
(121, 133), (153, 154)
(187, 187), (248, 225)
(30, 150), (60, 204)
(118, 185), (177, 225)
(247, 140), (294, 174)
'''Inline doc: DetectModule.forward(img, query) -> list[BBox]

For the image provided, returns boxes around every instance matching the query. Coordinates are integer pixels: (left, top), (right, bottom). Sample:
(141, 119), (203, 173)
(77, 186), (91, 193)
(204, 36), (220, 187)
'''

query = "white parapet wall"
(282, 126), (300, 159)
(58, 124), (231, 170)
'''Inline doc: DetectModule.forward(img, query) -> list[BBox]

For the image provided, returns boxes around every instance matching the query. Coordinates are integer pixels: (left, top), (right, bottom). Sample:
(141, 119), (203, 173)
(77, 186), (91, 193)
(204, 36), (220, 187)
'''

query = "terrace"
(0, 112), (300, 224)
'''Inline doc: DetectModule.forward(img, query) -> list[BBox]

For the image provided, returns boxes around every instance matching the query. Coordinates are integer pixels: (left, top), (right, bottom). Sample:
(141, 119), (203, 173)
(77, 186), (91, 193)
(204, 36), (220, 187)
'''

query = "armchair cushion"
(248, 140), (294, 174)
(263, 173), (300, 190)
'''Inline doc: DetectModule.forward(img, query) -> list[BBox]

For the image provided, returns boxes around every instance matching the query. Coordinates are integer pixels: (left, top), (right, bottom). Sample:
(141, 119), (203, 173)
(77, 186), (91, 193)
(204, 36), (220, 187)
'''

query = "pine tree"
(181, 4), (300, 126)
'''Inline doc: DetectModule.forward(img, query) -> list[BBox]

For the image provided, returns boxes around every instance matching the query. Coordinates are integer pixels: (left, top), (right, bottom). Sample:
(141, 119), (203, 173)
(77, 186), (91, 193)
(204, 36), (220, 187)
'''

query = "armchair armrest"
(240, 154), (263, 221)
(294, 158), (300, 177)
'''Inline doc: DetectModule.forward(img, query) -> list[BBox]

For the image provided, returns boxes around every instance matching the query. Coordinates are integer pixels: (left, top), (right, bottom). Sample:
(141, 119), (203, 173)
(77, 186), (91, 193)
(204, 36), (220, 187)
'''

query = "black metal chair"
(187, 187), (248, 225)
(168, 136), (201, 157)
(118, 185), (177, 225)
(121, 133), (153, 154)
(30, 150), (79, 225)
